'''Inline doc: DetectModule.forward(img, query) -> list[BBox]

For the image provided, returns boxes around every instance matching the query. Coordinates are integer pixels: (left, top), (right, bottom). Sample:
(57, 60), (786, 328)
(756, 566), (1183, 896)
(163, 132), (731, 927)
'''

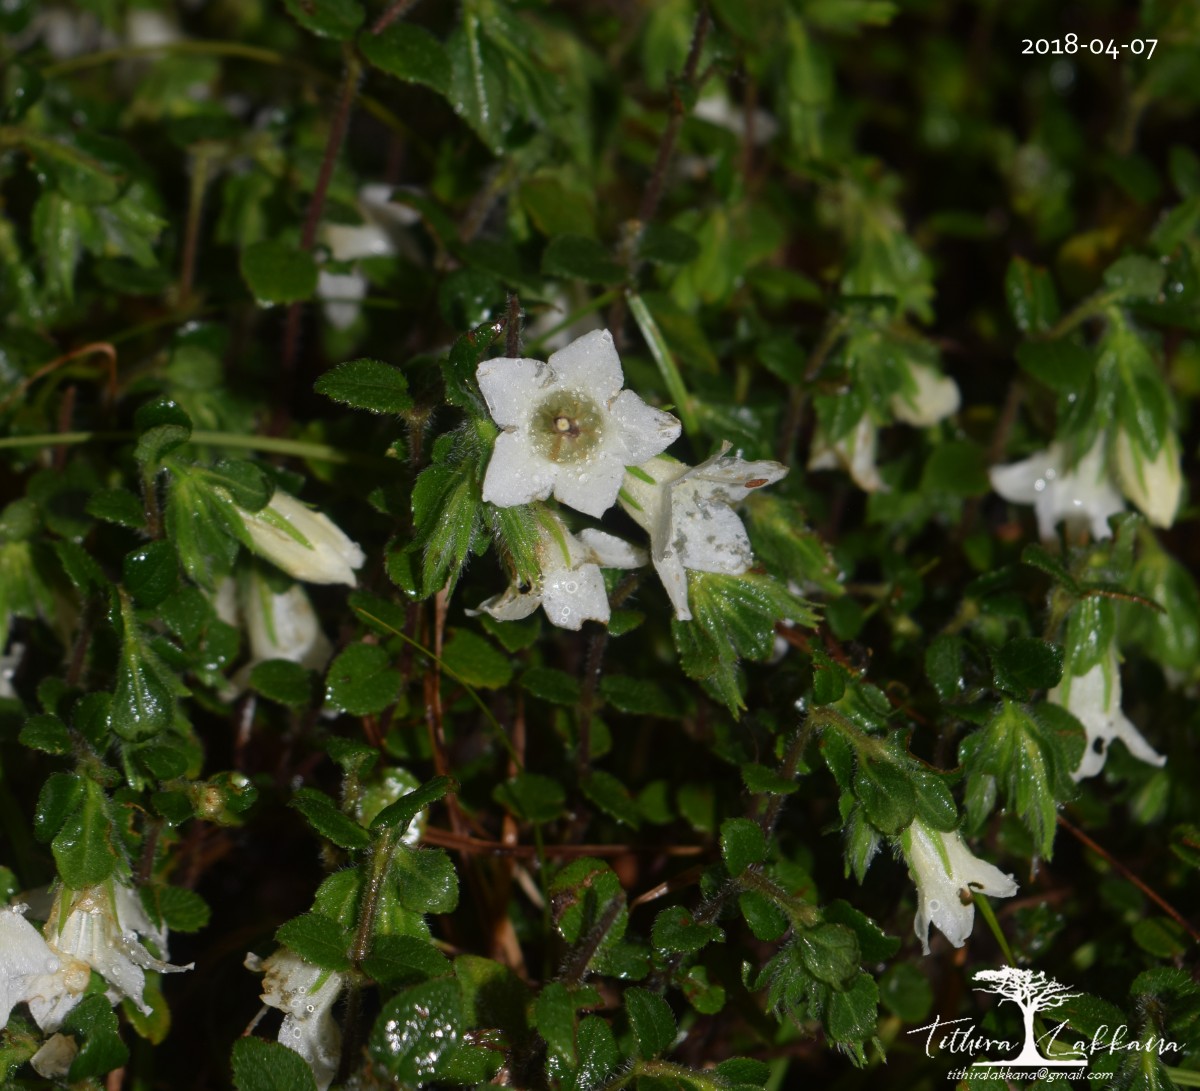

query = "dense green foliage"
(1, 0), (1198, 1089)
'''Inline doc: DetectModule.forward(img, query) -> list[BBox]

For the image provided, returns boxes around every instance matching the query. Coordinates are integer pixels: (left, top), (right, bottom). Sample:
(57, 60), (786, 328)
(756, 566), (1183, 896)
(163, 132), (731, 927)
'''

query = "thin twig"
(505, 292), (522, 357)
(370, 0), (423, 35)
(608, 6), (711, 341)
(1058, 814), (1200, 943)
(0, 341), (117, 415)
(420, 826), (704, 859)
(277, 50), (362, 431)
(776, 314), (847, 463)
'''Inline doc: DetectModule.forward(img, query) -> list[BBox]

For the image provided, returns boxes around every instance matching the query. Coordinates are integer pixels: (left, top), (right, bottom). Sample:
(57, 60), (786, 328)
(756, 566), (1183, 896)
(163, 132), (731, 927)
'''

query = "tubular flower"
(239, 491), (365, 587)
(242, 570), (333, 673)
(807, 415), (885, 493)
(477, 329), (681, 519)
(1113, 428), (1182, 529)
(1049, 645), (1166, 780)
(245, 949), (344, 1091)
(989, 436), (1124, 540)
(474, 514), (645, 631)
(902, 821), (1018, 955)
(889, 362), (961, 427)
(44, 882), (192, 1018)
(619, 443), (787, 621)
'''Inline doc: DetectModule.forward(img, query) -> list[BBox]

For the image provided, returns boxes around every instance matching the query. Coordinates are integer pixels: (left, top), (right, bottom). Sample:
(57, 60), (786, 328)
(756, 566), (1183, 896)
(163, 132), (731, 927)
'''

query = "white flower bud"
(239, 492), (365, 587)
(890, 362), (961, 427)
(1114, 428), (1181, 529)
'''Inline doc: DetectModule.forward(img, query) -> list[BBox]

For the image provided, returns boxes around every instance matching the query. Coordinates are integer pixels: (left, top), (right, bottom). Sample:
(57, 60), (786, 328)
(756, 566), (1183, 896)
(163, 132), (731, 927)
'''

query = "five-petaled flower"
(473, 513), (645, 631)
(245, 948), (344, 1091)
(1049, 644), (1166, 781)
(989, 436), (1124, 541)
(238, 491), (365, 587)
(477, 329), (681, 519)
(618, 443), (787, 621)
(901, 820), (1018, 955)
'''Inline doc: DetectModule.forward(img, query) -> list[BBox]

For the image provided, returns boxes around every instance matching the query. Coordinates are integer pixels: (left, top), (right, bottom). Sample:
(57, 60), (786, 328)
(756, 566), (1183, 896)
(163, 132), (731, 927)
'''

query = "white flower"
(0, 905), (89, 1034)
(990, 436), (1124, 540)
(44, 882), (192, 1018)
(318, 185), (420, 330)
(1114, 429), (1181, 529)
(474, 514), (645, 631)
(245, 949), (344, 1091)
(902, 821), (1018, 955)
(239, 491), (365, 587)
(621, 444), (787, 620)
(1049, 645), (1166, 780)
(889, 362), (961, 427)
(477, 329), (681, 518)
(0, 642), (23, 699)
(242, 570), (333, 673)
(808, 415), (885, 493)
(693, 93), (780, 144)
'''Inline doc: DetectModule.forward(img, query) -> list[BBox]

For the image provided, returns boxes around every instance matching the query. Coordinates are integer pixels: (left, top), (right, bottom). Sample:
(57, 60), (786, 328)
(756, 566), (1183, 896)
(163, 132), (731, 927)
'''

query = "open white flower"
(902, 821), (1018, 955)
(45, 882), (192, 1018)
(1050, 645), (1166, 780)
(808, 415), (885, 493)
(620, 444), (787, 621)
(245, 949), (344, 1091)
(239, 491), (365, 587)
(990, 436), (1124, 540)
(889, 362), (961, 427)
(0, 905), (89, 1033)
(474, 514), (645, 631)
(477, 329), (681, 519)
(1114, 428), (1181, 529)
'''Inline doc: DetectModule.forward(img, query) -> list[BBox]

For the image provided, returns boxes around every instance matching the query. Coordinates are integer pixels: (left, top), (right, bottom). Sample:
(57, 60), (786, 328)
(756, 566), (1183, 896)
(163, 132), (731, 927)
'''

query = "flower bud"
(1114, 428), (1181, 528)
(239, 492), (365, 587)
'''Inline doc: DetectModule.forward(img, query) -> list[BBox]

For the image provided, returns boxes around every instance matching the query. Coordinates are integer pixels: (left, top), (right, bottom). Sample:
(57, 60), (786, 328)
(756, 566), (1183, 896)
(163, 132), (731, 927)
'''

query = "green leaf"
(123, 541), (179, 608)
(325, 643), (402, 715)
(991, 637), (1064, 694)
(1103, 254), (1165, 301)
(34, 771), (84, 841)
(720, 817), (767, 876)
(358, 23), (450, 94)
(109, 636), (174, 741)
(441, 629), (512, 689)
(638, 224), (701, 265)
(445, 15), (507, 153)
(363, 934), (451, 986)
(249, 660), (315, 707)
(599, 675), (677, 718)
(274, 912), (352, 971)
(194, 459), (274, 512)
(52, 779), (118, 889)
(879, 961), (933, 1022)
(64, 995), (129, 1081)
(33, 191), (82, 302)
(493, 772), (566, 823)
(86, 488), (145, 529)
(290, 787), (371, 850)
(651, 906), (723, 954)
(921, 440), (989, 496)
(314, 358), (414, 414)
(282, 0), (363, 40)
(389, 846), (459, 914)
(853, 760), (916, 835)
(371, 775), (456, 833)
(522, 666), (581, 705)
(799, 923), (860, 988)
(1005, 256), (1060, 333)
(1021, 543), (1081, 594)
(147, 884), (212, 932)
(739, 890), (788, 941)
(165, 476), (241, 588)
(924, 634), (964, 701)
(542, 234), (624, 284)
(231, 1037), (319, 1091)
(20, 713), (71, 755)
(625, 988), (676, 1060)
(134, 397), (193, 466)
(369, 978), (463, 1083)
(1015, 340), (1093, 393)
(241, 239), (318, 304)
(571, 1016), (619, 1091)
(581, 769), (642, 828)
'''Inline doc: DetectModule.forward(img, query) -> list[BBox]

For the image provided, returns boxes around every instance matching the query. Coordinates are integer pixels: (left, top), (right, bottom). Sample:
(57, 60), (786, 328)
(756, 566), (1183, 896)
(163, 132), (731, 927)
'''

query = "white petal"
(473, 586), (543, 622)
(808, 417), (884, 492)
(477, 358), (550, 429)
(320, 222), (395, 262)
(577, 529), (646, 569)
(653, 551), (692, 621)
(359, 184), (420, 228)
(890, 363), (961, 427)
(546, 329), (624, 403)
(243, 493), (365, 587)
(482, 430), (557, 509)
(609, 389), (682, 464)
(0, 908), (58, 1029)
(551, 454), (625, 519)
(30, 1033), (78, 1079)
(317, 271), (367, 331)
(250, 951), (343, 1091)
(541, 563), (609, 630)
(685, 446), (788, 504)
(672, 495), (754, 575)
(990, 447), (1056, 506)
(619, 460), (679, 536)
(244, 577), (333, 672)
